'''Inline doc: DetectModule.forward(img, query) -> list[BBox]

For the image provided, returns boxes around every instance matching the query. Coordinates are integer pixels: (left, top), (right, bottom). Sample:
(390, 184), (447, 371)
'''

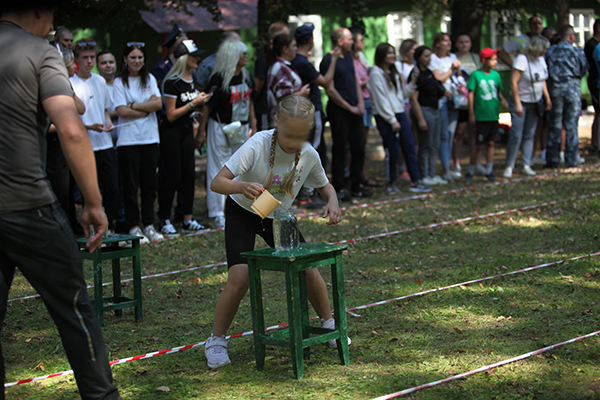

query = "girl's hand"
(451, 60), (461, 70)
(323, 201), (342, 226)
(194, 130), (206, 150)
(391, 121), (401, 132)
(298, 84), (311, 97)
(243, 182), (265, 200)
(418, 119), (427, 131)
(515, 101), (523, 117)
(193, 92), (212, 106)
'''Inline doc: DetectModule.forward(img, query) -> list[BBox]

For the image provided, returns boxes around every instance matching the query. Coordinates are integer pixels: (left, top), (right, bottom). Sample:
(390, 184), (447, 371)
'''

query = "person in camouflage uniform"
(545, 24), (589, 168)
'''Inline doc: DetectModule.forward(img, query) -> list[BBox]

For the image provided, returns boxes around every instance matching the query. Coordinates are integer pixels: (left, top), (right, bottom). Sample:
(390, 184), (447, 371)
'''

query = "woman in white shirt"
(430, 33), (461, 181)
(113, 42), (164, 243)
(503, 36), (551, 178)
(368, 43), (431, 195)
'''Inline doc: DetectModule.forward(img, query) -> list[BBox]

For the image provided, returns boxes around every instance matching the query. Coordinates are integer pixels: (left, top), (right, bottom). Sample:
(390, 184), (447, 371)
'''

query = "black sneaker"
(464, 172), (473, 183)
(336, 189), (352, 202)
(485, 173), (496, 182)
(351, 187), (373, 198)
(544, 162), (559, 169)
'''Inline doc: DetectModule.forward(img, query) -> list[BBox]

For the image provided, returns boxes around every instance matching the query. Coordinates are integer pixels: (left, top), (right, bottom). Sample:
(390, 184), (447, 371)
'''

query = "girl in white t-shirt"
(203, 95), (345, 369)
(503, 36), (551, 178)
(113, 42), (163, 243)
(430, 33), (461, 182)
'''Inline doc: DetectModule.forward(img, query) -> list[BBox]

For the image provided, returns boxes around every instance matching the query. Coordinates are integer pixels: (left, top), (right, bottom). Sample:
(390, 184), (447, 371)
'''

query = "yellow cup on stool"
(251, 190), (281, 219)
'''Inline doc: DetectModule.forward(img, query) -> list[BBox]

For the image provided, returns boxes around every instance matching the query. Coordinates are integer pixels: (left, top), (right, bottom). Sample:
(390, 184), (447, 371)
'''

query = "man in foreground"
(0, 2), (120, 399)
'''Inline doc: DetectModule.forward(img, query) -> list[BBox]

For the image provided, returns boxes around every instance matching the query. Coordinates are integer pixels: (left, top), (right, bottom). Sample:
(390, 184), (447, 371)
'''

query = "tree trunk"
(450, 0), (485, 52)
(555, 0), (570, 28)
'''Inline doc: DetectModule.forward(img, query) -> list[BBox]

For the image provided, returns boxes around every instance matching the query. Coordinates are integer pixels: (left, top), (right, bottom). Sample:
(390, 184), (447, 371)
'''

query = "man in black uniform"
(0, 2), (120, 399)
(151, 24), (188, 87)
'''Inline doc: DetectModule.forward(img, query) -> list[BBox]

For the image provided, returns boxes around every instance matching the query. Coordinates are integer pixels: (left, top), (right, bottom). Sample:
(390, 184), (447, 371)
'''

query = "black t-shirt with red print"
(207, 70), (254, 124)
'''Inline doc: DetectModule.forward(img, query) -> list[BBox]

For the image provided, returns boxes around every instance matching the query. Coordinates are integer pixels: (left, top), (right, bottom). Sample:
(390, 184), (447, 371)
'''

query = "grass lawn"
(5, 123), (600, 399)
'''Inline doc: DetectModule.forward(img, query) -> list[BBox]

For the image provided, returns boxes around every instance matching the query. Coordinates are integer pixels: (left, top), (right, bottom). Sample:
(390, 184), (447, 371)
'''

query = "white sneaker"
(433, 175), (448, 185)
(160, 219), (178, 236)
(143, 225), (164, 242)
(475, 163), (486, 175)
(321, 318), (352, 349)
(532, 154), (546, 165)
(452, 164), (462, 174)
(205, 335), (231, 369)
(212, 216), (225, 230)
(422, 176), (437, 186)
(503, 166), (513, 178)
(578, 154), (586, 164)
(560, 151), (565, 164)
(129, 227), (149, 245)
(442, 172), (456, 182)
(522, 165), (536, 176)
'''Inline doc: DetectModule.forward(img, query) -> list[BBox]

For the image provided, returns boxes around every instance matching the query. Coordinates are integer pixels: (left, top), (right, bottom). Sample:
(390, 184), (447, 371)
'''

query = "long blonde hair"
(210, 39), (248, 92)
(161, 54), (190, 101)
(263, 95), (315, 198)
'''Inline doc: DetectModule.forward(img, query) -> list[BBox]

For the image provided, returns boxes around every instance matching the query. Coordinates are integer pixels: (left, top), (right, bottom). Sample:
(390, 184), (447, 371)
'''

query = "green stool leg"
(248, 261), (266, 371)
(92, 248), (104, 326)
(299, 270), (311, 360)
(331, 254), (349, 365)
(111, 242), (123, 317)
(132, 239), (142, 321)
(286, 267), (304, 379)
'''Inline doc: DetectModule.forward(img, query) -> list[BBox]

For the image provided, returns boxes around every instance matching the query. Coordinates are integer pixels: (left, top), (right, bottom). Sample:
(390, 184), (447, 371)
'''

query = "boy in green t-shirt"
(465, 48), (508, 182)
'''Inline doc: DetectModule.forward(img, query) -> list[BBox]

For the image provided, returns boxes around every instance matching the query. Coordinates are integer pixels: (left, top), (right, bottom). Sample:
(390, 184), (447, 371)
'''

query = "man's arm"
(42, 95), (106, 251)
(325, 84), (357, 114)
(497, 49), (513, 68)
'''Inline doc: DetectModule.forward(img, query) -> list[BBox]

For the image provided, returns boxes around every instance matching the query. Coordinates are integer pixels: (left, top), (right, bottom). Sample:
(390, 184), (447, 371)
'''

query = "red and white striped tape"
(331, 192), (600, 245)
(371, 329), (600, 399)
(347, 252), (600, 317)
(9, 191), (598, 304)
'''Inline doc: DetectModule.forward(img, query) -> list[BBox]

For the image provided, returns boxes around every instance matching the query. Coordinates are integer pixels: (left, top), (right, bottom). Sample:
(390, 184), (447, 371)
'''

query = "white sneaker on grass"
(129, 227), (149, 245)
(441, 172), (456, 182)
(578, 154), (586, 164)
(433, 175), (448, 185)
(321, 318), (352, 349)
(409, 182), (432, 193)
(160, 219), (178, 236)
(422, 176), (437, 186)
(503, 166), (513, 178)
(212, 216), (225, 230)
(205, 335), (231, 369)
(143, 225), (164, 242)
(522, 165), (536, 176)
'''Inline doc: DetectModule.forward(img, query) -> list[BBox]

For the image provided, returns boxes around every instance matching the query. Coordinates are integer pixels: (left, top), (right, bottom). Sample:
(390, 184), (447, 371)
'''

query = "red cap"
(479, 48), (499, 62)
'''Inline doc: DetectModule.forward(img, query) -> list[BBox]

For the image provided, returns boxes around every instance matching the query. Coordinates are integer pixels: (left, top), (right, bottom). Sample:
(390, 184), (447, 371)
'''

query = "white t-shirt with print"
(429, 53), (458, 91)
(513, 54), (548, 103)
(225, 129), (329, 218)
(70, 73), (113, 152)
(112, 74), (161, 147)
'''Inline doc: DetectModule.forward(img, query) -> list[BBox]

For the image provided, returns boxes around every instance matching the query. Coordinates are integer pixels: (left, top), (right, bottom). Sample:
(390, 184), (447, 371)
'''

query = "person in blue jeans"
(368, 43), (432, 194)
(503, 36), (551, 178)
(545, 25), (588, 168)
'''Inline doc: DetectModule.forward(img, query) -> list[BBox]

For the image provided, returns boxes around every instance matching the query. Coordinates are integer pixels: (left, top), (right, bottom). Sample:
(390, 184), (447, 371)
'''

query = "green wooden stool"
(76, 234), (143, 326)
(242, 243), (349, 379)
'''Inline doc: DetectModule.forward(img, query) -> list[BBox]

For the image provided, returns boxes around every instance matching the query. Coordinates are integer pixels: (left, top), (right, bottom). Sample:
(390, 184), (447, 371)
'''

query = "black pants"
(310, 109), (328, 171)
(157, 125), (196, 220)
(46, 133), (70, 214)
(94, 149), (119, 230)
(326, 102), (365, 192)
(118, 144), (159, 228)
(0, 203), (119, 399)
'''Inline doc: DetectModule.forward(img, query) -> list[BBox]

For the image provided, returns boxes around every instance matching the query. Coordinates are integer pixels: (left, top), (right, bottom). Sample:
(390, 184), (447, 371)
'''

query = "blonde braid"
(283, 149), (301, 198)
(262, 129), (278, 191)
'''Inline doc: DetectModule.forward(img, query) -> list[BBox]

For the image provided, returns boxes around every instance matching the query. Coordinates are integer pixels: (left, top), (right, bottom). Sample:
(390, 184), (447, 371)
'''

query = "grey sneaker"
(129, 227), (149, 245)
(205, 335), (231, 369)
(321, 318), (352, 349)
(409, 182), (432, 193)
(385, 184), (401, 195)
(212, 216), (225, 230)
(143, 225), (164, 242)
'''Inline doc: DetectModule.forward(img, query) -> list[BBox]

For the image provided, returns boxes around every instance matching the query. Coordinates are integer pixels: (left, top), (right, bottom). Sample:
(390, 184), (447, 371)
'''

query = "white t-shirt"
(112, 74), (161, 147)
(225, 129), (329, 217)
(70, 73), (113, 152)
(106, 83), (115, 112)
(429, 53), (458, 91)
(395, 61), (414, 104)
(513, 54), (548, 103)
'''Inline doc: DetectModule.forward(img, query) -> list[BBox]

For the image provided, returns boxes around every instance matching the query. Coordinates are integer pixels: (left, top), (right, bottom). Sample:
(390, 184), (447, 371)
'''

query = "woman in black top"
(409, 46), (450, 185)
(158, 40), (211, 235)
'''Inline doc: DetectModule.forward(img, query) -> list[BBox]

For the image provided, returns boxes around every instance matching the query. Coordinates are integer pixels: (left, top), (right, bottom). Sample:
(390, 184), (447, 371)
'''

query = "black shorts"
(475, 121), (500, 145)
(457, 109), (469, 123)
(225, 196), (305, 268)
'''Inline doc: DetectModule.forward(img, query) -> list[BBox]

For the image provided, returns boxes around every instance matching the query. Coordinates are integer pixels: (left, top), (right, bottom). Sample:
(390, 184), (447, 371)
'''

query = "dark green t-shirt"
(467, 69), (503, 122)
(0, 21), (73, 211)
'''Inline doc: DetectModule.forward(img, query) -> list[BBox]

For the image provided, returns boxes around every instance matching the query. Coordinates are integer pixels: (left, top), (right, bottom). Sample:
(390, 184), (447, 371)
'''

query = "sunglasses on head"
(127, 42), (146, 48)
(77, 41), (96, 47)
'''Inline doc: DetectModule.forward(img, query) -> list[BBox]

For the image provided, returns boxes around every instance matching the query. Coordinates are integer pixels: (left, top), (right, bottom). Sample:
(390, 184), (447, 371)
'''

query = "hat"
(173, 40), (205, 58)
(162, 24), (186, 48)
(294, 23), (315, 45)
(479, 47), (499, 62)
